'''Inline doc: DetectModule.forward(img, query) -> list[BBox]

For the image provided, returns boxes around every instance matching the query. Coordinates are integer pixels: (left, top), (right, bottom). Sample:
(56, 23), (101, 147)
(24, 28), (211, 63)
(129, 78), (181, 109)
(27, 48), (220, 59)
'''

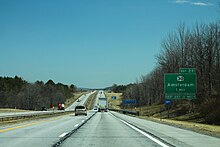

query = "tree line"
(0, 76), (77, 110)
(119, 21), (220, 124)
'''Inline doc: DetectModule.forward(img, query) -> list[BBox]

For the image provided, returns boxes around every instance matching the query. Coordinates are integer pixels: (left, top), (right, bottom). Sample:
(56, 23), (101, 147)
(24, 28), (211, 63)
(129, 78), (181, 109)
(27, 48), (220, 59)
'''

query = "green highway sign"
(179, 68), (196, 74)
(165, 93), (196, 100)
(164, 73), (196, 95)
(164, 68), (197, 100)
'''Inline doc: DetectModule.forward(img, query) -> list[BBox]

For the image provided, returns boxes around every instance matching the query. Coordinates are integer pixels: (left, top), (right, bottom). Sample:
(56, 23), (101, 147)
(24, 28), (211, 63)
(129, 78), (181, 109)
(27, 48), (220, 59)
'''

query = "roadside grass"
(105, 92), (123, 109)
(107, 92), (220, 138)
(85, 92), (98, 110)
(140, 116), (220, 138)
(0, 92), (87, 112)
(132, 104), (220, 137)
(65, 91), (88, 108)
(0, 111), (73, 126)
(139, 104), (164, 116)
(0, 91), (88, 126)
(0, 109), (31, 113)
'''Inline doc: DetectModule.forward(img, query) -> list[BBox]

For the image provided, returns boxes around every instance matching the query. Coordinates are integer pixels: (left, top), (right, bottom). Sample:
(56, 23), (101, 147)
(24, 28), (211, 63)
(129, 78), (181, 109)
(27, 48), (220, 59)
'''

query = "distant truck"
(58, 103), (65, 110)
(98, 97), (108, 112)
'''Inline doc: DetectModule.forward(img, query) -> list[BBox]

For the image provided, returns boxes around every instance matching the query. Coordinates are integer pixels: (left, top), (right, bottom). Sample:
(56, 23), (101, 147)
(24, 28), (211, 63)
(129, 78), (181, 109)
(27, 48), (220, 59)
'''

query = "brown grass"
(0, 109), (31, 113)
(0, 111), (73, 126)
(0, 92), (87, 126)
(106, 92), (220, 138)
(140, 116), (220, 138)
(85, 92), (97, 110)
(105, 92), (123, 109)
(65, 92), (88, 107)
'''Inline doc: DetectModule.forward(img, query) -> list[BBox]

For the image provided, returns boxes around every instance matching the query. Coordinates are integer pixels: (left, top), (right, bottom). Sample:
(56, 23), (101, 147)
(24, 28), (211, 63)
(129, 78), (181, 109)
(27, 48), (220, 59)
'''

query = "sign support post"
(191, 99), (194, 112)
(167, 107), (170, 118)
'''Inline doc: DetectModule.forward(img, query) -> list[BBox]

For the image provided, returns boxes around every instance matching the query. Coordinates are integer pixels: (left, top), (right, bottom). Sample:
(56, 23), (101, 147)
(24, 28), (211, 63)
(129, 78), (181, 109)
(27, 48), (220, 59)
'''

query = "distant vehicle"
(41, 106), (47, 111)
(98, 97), (108, 112)
(61, 104), (65, 110)
(58, 103), (65, 110)
(93, 105), (98, 111)
(77, 98), (81, 102)
(75, 105), (87, 116)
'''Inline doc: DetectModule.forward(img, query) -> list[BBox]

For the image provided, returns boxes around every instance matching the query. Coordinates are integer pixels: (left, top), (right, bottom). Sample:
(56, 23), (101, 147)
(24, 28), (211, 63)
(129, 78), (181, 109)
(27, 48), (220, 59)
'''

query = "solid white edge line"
(59, 132), (68, 138)
(120, 119), (169, 147)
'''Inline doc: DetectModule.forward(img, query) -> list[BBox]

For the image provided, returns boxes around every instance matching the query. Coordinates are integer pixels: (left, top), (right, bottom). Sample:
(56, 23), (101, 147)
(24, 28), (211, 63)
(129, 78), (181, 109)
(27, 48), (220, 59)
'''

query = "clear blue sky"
(0, 0), (219, 88)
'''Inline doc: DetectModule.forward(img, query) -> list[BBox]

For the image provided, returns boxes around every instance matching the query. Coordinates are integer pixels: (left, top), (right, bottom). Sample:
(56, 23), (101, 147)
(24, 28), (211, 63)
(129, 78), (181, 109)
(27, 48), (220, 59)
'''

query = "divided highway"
(0, 91), (220, 147)
(0, 91), (95, 120)
(0, 91), (96, 147)
(59, 111), (166, 147)
(65, 91), (96, 111)
(0, 111), (96, 146)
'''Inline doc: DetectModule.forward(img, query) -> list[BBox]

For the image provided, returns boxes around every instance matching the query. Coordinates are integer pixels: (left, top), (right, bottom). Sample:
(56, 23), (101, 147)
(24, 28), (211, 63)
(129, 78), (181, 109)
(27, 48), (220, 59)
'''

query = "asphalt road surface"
(1, 91), (220, 147)
(60, 112), (165, 147)
(59, 111), (220, 147)
(111, 111), (220, 147)
(0, 91), (96, 147)
(1, 110), (220, 147)
(0, 110), (96, 147)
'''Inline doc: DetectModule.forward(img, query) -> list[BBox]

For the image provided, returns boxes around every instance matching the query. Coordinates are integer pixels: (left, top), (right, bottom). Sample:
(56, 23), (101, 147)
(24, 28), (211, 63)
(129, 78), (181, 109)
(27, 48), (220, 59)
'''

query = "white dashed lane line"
(74, 124), (79, 127)
(59, 132), (68, 138)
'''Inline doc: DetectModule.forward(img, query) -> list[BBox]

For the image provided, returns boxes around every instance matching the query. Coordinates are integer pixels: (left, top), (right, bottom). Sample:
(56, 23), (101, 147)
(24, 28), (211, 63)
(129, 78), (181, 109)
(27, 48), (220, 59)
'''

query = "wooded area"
(122, 21), (220, 124)
(0, 76), (76, 110)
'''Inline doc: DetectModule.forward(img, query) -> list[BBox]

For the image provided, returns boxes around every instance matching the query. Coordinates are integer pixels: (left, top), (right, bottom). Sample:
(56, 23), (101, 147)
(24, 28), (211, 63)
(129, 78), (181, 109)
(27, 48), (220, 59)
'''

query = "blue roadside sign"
(165, 100), (171, 106)
(111, 96), (116, 100)
(122, 99), (137, 105)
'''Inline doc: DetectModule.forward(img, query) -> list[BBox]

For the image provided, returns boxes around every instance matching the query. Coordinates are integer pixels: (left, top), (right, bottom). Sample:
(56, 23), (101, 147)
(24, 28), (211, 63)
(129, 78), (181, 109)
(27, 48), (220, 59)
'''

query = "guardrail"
(0, 110), (74, 122)
(0, 92), (97, 123)
(108, 108), (139, 116)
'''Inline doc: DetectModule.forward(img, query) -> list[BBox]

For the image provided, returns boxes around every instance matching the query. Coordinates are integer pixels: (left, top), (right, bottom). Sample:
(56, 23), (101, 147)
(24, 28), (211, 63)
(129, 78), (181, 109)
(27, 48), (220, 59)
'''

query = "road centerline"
(0, 115), (67, 133)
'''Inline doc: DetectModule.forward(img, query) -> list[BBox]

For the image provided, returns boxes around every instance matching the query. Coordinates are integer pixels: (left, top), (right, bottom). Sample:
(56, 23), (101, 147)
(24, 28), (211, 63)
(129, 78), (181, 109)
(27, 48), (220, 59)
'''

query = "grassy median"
(85, 92), (98, 110)
(0, 92), (87, 126)
(65, 91), (88, 108)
